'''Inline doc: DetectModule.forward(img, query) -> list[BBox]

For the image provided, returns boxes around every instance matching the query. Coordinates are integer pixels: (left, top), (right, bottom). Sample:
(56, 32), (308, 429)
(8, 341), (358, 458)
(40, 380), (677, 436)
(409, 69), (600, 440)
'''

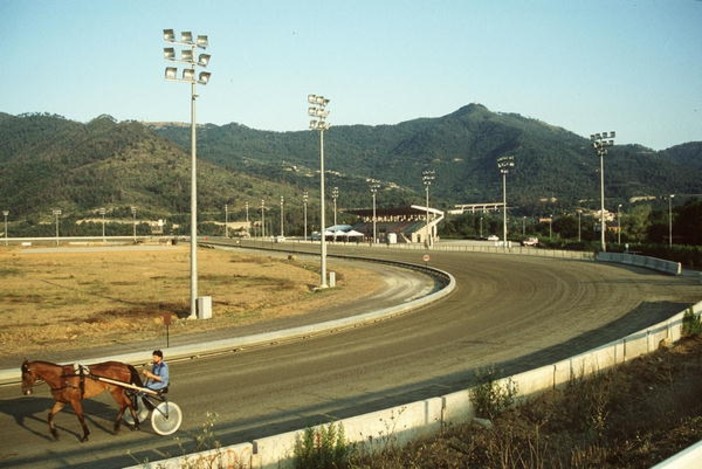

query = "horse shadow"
(1, 395), (128, 442)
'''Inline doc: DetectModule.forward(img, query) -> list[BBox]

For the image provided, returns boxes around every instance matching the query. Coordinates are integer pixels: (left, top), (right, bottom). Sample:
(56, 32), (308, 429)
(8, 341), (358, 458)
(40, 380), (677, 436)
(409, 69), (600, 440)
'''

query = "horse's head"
(20, 360), (36, 395)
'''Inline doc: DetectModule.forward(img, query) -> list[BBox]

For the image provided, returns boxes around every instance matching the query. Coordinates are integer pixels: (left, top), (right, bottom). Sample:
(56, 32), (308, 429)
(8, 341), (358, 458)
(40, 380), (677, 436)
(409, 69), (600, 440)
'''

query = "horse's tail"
(127, 364), (144, 388)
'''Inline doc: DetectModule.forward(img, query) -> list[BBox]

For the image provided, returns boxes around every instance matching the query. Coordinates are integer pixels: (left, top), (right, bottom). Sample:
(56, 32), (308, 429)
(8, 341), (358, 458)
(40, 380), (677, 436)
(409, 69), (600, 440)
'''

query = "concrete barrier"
(139, 299), (702, 468)
(597, 252), (682, 275)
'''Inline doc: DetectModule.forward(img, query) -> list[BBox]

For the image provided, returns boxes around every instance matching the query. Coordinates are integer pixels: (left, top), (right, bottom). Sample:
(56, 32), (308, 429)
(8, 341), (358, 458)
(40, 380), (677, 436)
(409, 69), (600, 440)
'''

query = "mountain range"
(1, 104), (700, 226)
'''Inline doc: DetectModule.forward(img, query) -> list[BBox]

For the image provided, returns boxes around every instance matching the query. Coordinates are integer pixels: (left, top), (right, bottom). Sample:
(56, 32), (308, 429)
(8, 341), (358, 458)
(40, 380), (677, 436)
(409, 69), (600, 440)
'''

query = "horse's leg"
(110, 388), (138, 432)
(69, 399), (90, 442)
(48, 401), (65, 440)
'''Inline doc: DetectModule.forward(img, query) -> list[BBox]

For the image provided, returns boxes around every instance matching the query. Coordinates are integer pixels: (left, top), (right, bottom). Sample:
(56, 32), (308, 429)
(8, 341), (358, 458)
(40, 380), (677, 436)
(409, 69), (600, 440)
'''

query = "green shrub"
(293, 422), (350, 469)
(470, 367), (519, 420)
(682, 308), (702, 337)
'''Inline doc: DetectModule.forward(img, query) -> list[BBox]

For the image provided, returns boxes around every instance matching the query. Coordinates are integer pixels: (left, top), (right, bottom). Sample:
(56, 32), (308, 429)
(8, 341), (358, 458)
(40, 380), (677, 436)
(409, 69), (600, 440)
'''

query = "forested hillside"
(1, 105), (700, 229)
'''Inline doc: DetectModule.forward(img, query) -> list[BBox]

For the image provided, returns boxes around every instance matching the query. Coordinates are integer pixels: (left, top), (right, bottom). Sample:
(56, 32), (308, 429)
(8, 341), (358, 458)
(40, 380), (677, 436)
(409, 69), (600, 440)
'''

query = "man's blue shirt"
(147, 361), (169, 390)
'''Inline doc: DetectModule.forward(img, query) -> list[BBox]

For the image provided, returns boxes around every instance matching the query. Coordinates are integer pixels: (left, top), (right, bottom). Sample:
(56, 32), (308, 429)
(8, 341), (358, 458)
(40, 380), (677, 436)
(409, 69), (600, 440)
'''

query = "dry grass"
(350, 336), (702, 468)
(0, 244), (383, 356)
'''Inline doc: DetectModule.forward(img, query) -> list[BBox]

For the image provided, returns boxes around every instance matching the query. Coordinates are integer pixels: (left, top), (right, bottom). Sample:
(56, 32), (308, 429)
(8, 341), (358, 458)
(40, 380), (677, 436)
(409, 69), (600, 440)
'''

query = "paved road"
(1, 247), (699, 468)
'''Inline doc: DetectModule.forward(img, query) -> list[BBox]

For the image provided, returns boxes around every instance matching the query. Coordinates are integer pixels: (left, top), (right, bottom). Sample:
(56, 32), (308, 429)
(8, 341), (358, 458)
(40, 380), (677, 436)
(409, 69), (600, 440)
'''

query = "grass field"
(0, 244), (382, 357)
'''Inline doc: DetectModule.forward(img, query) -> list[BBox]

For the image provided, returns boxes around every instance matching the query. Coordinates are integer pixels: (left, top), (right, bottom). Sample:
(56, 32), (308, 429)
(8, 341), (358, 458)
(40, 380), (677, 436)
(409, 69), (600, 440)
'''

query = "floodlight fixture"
(165, 67), (178, 80)
(164, 47), (176, 61)
(163, 29), (175, 42)
(181, 31), (193, 43)
(196, 35), (208, 48)
(181, 48), (194, 62)
(197, 53), (211, 67)
(183, 68), (195, 81)
(198, 71), (211, 85)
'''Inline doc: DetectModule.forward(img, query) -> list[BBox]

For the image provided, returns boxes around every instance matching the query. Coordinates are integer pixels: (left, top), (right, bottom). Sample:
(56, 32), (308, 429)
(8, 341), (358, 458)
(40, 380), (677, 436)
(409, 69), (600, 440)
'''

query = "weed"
(470, 367), (519, 420)
(293, 421), (351, 469)
(682, 308), (702, 337)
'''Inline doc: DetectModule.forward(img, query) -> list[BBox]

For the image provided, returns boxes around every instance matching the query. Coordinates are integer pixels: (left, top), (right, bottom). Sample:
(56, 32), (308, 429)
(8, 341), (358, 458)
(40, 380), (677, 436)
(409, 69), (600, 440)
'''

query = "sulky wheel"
(151, 401), (183, 436)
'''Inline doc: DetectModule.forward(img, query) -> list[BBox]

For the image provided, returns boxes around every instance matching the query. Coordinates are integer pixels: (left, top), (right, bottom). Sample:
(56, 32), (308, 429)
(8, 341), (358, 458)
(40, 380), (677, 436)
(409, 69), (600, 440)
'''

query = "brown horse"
(21, 359), (144, 442)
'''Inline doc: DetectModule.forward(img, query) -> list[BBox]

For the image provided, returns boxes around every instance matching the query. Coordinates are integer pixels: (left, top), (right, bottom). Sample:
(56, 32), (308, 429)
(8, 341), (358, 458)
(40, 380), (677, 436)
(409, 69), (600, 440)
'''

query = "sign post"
(162, 313), (172, 348)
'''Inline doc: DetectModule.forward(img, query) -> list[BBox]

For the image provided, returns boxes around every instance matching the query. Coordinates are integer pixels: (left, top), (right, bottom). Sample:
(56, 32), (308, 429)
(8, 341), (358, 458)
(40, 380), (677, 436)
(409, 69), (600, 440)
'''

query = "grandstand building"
(344, 205), (444, 244)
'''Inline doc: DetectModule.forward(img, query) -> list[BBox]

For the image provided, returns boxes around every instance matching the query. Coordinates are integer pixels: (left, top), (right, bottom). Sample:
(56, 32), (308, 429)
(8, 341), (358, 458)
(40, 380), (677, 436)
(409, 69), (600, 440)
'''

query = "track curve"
(1, 247), (699, 468)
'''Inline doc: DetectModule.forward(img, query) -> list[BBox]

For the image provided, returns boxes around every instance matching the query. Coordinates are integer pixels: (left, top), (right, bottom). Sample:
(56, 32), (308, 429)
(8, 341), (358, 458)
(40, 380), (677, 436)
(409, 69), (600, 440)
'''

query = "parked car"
(487, 235), (499, 241)
(522, 237), (539, 247)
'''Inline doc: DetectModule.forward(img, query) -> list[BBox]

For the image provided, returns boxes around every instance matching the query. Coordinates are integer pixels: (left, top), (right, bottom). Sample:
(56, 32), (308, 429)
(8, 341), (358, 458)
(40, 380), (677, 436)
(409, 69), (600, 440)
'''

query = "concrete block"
(441, 388), (474, 425)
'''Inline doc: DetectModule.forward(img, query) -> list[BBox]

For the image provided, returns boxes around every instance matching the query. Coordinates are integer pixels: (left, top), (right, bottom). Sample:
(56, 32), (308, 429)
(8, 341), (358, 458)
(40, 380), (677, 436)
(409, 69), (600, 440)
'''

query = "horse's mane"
(127, 364), (144, 387)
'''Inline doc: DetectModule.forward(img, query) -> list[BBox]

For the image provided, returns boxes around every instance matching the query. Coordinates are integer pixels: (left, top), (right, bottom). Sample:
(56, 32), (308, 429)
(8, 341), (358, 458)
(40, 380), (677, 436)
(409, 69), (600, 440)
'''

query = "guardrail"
(128, 298), (702, 469)
(127, 244), (701, 469)
(597, 251), (682, 276)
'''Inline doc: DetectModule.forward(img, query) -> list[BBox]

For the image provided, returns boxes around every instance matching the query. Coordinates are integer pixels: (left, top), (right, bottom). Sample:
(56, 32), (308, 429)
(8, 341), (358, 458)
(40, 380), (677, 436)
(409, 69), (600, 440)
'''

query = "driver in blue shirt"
(143, 350), (169, 392)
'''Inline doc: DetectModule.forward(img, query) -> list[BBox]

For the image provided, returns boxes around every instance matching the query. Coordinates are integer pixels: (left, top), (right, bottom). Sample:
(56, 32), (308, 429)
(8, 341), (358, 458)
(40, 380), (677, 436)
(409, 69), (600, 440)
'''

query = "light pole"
(591, 131), (616, 252)
(3, 210), (8, 246)
(668, 194), (675, 247)
(422, 170), (435, 247)
(549, 215), (553, 240)
(303, 191), (309, 241)
(280, 196), (285, 237)
(522, 216), (526, 237)
(369, 179), (380, 244)
(224, 203), (228, 238)
(99, 207), (106, 242)
(131, 206), (137, 241)
(617, 204), (622, 245)
(497, 156), (515, 247)
(52, 209), (61, 246)
(331, 186), (339, 227)
(260, 200), (266, 238)
(245, 202), (249, 237)
(308, 94), (330, 288)
(577, 209), (582, 243)
(164, 28), (212, 319)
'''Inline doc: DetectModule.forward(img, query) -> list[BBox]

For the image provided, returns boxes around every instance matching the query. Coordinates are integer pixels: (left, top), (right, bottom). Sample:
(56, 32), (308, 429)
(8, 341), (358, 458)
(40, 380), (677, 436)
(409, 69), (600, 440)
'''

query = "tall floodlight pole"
(53, 209), (61, 247)
(668, 194), (675, 248)
(368, 179), (380, 244)
(308, 94), (330, 288)
(3, 210), (8, 246)
(260, 200), (266, 238)
(497, 156), (515, 248)
(303, 191), (309, 241)
(99, 207), (106, 242)
(591, 131), (615, 252)
(280, 196), (285, 237)
(164, 29), (211, 319)
(422, 170), (435, 248)
(331, 186), (339, 227)
(577, 209), (582, 242)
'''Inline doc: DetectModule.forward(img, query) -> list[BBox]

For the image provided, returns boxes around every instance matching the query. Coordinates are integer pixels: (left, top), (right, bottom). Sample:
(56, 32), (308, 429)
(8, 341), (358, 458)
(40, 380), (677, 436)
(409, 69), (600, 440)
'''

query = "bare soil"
(0, 244), (383, 357)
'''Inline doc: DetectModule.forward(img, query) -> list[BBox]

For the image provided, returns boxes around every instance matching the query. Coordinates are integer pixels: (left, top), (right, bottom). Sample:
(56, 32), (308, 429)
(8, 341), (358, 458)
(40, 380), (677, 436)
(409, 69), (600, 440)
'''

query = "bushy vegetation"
(2, 108), (701, 241)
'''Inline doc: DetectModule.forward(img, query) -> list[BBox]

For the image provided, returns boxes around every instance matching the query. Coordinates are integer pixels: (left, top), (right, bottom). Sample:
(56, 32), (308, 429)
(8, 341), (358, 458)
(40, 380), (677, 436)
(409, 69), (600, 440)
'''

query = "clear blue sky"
(2, 0), (701, 150)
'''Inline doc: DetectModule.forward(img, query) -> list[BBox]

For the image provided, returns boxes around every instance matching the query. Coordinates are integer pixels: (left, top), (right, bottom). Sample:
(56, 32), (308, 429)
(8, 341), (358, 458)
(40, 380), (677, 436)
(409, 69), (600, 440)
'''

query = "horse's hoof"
(80, 435), (89, 443)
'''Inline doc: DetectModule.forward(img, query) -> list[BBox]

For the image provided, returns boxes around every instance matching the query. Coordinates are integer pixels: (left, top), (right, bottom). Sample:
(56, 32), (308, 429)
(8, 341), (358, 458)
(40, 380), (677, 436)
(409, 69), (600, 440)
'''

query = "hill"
(151, 103), (702, 213)
(1, 105), (701, 229)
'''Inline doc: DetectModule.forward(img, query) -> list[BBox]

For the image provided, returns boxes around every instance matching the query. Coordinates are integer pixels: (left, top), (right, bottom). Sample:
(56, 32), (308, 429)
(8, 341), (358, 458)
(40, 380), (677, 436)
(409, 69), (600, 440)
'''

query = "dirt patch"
(0, 245), (383, 356)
